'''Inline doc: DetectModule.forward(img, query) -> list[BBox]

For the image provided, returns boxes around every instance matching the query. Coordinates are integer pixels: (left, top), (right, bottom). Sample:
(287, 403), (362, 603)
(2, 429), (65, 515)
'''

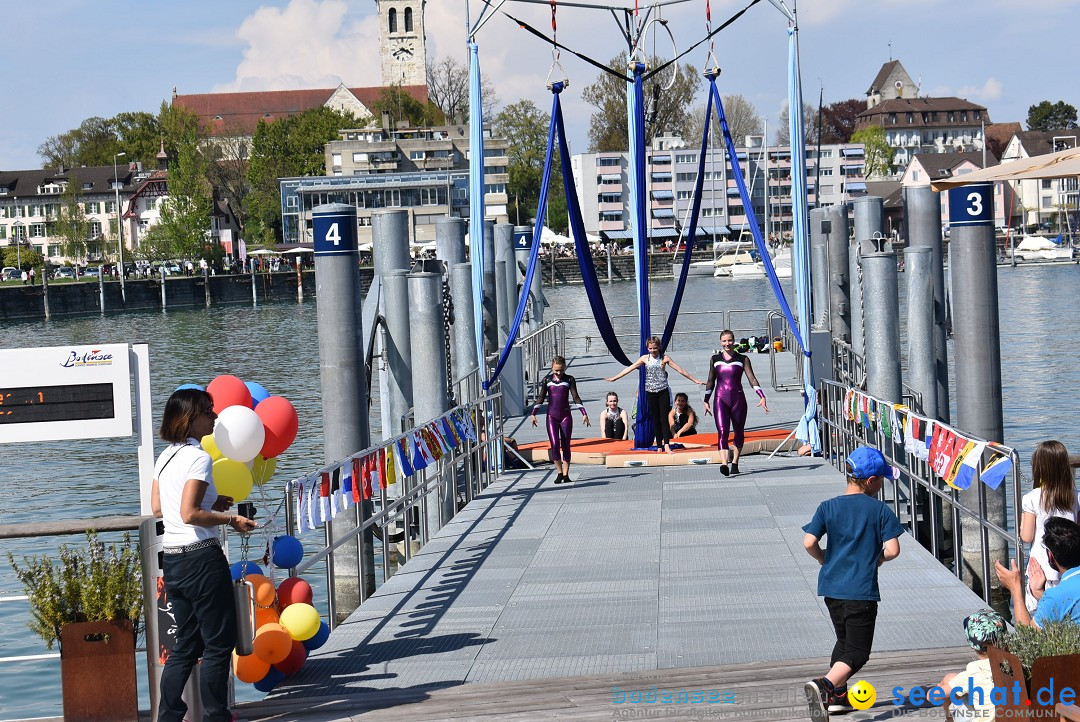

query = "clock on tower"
(378, 0), (428, 87)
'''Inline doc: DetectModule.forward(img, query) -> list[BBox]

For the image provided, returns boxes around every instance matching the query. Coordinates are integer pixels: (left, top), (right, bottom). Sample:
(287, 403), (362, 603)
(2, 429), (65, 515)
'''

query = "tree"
(51, 174), (93, 262)
(372, 84), (444, 129)
(37, 111), (166, 169)
(819, 98), (865, 144)
(685, 95), (763, 148)
(582, 55), (702, 152)
(1027, 100), (1079, 131)
(426, 56), (499, 124)
(776, 101), (820, 146)
(154, 116), (214, 261)
(850, 126), (894, 179)
(493, 99), (569, 233)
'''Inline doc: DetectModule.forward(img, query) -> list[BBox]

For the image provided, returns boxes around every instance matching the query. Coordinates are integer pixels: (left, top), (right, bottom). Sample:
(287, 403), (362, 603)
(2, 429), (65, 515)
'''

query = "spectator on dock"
(669, 392), (698, 439)
(599, 391), (629, 441)
(802, 446), (904, 721)
(1018, 440), (1080, 612)
(151, 389), (257, 722)
(605, 336), (705, 454)
(930, 608), (1007, 722)
(996, 516), (1080, 627)
(531, 355), (590, 484)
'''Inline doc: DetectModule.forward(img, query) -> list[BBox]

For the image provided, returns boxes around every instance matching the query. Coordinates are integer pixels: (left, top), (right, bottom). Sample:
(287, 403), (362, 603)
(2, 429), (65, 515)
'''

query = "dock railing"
(283, 377), (505, 629)
(516, 320), (565, 404)
(818, 378), (1025, 608)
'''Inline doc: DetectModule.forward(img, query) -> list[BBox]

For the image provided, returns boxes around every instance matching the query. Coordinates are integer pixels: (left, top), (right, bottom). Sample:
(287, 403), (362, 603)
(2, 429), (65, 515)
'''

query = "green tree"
(850, 126), (894, 179)
(37, 111), (165, 169)
(2, 245), (43, 272)
(51, 174), (93, 262)
(1026, 100), (1079, 131)
(154, 119), (214, 261)
(582, 55), (702, 152)
(245, 107), (360, 244)
(372, 84), (444, 129)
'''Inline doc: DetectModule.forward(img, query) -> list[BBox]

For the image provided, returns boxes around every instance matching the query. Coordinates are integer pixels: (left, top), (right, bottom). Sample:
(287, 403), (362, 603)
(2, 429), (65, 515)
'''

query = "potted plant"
(988, 621), (1080, 720)
(8, 531), (143, 722)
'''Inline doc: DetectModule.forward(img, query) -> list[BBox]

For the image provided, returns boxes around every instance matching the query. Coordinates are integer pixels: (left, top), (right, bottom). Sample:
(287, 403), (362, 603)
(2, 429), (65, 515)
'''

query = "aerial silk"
(468, 41), (487, 380)
(628, 63), (654, 448)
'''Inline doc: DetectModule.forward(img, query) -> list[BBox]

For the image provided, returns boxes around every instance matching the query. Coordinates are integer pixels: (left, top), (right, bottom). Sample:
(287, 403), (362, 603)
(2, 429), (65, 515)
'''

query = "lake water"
(1, 264), (1078, 718)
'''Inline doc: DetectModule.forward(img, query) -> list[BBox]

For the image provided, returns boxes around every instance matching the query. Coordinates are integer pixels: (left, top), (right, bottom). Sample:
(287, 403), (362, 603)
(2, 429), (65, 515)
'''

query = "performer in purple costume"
(704, 329), (769, 476)
(531, 356), (590, 484)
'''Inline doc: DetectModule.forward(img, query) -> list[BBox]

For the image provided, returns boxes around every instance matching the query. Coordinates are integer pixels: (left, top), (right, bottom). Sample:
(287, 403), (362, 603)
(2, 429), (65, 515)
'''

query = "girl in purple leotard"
(704, 329), (769, 476)
(531, 356), (590, 484)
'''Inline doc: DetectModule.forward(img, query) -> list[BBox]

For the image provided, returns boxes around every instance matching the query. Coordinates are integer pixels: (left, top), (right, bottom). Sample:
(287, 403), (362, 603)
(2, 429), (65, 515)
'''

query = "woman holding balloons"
(151, 388), (257, 722)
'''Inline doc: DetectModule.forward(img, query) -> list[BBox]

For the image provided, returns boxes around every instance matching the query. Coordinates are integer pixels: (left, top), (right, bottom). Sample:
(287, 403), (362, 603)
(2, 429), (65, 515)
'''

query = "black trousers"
(646, 389), (672, 448)
(159, 544), (237, 722)
(825, 597), (878, 676)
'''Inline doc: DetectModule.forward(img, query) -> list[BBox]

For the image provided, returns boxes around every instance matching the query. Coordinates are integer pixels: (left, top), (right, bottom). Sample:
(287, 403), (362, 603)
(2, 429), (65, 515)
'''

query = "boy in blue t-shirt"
(801, 446), (905, 721)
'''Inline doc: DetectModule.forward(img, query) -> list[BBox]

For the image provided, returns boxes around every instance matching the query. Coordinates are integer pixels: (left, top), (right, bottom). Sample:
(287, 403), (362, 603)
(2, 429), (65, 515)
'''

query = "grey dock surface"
(243, 350), (983, 721)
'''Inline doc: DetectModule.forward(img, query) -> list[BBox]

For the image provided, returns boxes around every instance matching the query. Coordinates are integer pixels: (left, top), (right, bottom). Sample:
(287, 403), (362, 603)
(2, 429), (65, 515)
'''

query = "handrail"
(514, 320), (564, 403)
(818, 378), (1024, 609)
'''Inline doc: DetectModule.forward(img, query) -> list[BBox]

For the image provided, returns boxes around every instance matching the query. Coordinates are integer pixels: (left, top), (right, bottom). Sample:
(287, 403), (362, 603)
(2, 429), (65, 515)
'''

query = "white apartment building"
(1000, 131), (1079, 230)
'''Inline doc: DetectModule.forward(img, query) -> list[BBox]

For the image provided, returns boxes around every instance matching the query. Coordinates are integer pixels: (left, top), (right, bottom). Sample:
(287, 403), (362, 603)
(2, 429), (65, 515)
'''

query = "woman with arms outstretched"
(704, 329), (769, 475)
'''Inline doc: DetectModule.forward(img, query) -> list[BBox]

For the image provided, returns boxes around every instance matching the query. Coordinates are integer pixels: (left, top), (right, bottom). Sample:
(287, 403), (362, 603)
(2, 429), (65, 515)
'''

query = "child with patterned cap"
(932, 608), (1007, 721)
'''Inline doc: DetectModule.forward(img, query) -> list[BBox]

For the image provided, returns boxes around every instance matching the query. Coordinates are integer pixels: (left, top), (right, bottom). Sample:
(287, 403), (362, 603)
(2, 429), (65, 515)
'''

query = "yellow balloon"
(279, 603), (320, 641)
(213, 458), (253, 501)
(251, 455), (278, 486)
(201, 434), (223, 461)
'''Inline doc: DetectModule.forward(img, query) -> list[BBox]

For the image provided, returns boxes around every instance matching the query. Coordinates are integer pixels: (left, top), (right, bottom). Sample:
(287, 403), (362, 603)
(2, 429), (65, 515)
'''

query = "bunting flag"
(333, 474), (346, 515)
(931, 426), (967, 479)
(880, 405), (892, 439)
(379, 447), (389, 489)
(950, 441), (987, 491)
(385, 442), (397, 483)
(297, 478), (311, 533)
(361, 453), (374, 500)
(395, 437), (415, 477)
(305, 476), (317, 531)
(980, 448), (1014, 490)
(351, 458), (362, 504)
(421, 427), (443, 461)
(441, 415), (460, 448)
(891, 406), (906, 446)
(410, 432), (431, 472)
(905, 416), (920, 457)
(922, 420), (935, 461)
(430, 421), (452, 454)
(457, 409), (478, 442)
(318, 472), (332, 526)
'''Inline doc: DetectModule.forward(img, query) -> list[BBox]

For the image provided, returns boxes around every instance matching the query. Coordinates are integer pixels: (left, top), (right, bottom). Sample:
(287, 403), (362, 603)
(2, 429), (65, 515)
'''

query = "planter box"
(988, 645), (1080, 720)
(60, 619), (138, 722)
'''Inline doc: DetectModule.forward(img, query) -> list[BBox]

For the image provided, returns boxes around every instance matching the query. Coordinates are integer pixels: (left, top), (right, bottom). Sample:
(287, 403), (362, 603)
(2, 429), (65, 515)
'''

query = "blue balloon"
(271, 535), (304, 569)
(229, 560), (263, 581)
(253, 665), (285, 692)
(175, 383), (205, 392)
(245, 381), (270, 408)
(302, 621), (330, 651)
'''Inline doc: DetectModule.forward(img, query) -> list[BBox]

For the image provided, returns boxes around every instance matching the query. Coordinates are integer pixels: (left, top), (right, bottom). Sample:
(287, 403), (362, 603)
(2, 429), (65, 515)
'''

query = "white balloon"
(213, 405), (266, 463)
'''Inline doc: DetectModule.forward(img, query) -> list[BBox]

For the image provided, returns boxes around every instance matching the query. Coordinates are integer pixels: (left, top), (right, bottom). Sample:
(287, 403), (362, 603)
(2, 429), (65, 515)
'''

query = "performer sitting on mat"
(606, 337), (705, 454)
(600, 391), (629, 441)
(532, 355), (590, 484)
(704, 329), (769, 476)
(669, 392), (698, 439)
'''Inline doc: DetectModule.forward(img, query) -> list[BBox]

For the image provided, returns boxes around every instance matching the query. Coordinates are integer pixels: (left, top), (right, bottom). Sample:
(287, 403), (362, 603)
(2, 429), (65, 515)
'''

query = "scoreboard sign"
(0, 344), (133, 443)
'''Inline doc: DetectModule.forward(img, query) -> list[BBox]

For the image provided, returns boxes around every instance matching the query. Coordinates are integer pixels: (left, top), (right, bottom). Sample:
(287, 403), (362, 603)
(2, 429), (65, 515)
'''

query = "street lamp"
(12, 219), (24, 270)
(113, 152), (127, 301)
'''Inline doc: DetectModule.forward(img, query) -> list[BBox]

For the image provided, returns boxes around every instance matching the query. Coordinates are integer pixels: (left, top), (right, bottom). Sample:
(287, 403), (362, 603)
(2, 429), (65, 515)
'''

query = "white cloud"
(931, 77), (1004, 103)
(215, 0), (381, 92)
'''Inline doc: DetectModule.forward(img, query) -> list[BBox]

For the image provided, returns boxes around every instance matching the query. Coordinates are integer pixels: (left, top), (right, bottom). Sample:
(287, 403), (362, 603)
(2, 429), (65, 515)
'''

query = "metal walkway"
(245, 350), (986, 721)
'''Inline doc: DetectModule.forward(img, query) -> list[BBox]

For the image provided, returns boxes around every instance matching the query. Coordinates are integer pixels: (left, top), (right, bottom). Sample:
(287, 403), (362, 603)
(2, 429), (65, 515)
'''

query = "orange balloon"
(245, 574), (277, 608)
(255, 605), (280, 629)
(252, 623), (292, 664)
(233, 651), (270, 683)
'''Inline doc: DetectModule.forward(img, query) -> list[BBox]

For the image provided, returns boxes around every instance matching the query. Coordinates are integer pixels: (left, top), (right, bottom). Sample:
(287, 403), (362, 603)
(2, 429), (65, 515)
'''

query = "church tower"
(377, 0), (427, 87)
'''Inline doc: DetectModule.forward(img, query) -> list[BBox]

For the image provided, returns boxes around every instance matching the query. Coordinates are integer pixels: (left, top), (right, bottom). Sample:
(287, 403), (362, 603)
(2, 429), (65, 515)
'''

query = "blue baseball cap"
(846, 446), (895, 479)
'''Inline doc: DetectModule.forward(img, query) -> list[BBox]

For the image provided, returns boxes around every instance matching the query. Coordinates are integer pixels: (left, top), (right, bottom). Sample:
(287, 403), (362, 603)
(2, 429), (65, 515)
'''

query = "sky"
(2, 0), (1079, 171)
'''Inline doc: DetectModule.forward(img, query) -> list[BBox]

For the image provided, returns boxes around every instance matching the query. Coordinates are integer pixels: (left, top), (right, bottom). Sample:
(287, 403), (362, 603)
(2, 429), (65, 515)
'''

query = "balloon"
(255, 604), (280, 629)
(253, 666), (285, 693)
(212, 459), (253, 502)
(302, 621), (330, 652)
(233, 651), (270, 683)
(255, 396), (298, 458)
(213, 405), (266, 463)
(252, 623), (292, 664)
(279, 603), (320, 641)
(207, 375), (252, 413)
(251, 455), (277, 486)
(201, 434), (224, 461)
(245, 381), (271, 408)
(277, 577), (313, 607)
(230, 560), (263, 581)
(175, 383), (205, 392)
(272, 536), (304, 569)
(273, 640), (308, 677)
(244, 574), (277, 608)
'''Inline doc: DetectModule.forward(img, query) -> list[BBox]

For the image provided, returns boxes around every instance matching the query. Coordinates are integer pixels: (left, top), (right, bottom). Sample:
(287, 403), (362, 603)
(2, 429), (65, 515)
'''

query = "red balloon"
(255, 396), (298, 458)
(207, 375), (252, 414)
(277, 577), (313, 608)
(272, 639), (308, 677)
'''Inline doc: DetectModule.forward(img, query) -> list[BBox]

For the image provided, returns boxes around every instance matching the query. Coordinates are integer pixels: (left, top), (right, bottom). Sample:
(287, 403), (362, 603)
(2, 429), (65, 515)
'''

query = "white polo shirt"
(155, 438), (218, 547)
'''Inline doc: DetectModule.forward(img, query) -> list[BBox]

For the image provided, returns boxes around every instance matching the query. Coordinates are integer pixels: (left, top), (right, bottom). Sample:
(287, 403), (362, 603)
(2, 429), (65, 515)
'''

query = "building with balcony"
(1000, 130), (1079, 229)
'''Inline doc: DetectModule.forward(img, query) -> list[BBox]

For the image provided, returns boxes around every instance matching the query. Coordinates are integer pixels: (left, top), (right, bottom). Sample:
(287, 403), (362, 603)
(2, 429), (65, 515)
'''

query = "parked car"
(162, 261), (182, 276)
(83, 266), (101, 278)
(2, 267), (19, 281)
(54, 267), (76, 280)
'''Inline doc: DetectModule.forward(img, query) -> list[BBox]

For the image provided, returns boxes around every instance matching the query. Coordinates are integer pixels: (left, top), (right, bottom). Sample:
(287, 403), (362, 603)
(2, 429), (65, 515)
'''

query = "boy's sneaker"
(804, 678), (830, 722)
(828, 687), (854, 715)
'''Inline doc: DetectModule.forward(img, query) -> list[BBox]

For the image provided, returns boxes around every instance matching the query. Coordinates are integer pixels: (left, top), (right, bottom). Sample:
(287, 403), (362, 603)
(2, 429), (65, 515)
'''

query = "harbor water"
(1, 263), (1078, 718)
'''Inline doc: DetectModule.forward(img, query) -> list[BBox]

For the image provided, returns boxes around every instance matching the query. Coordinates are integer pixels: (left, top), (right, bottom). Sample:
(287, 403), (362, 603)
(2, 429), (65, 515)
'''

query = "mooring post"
(851, 197), (883, 359)
(203, 266), (211, 308)
(382, 270), (413, 438)
(435, 217), (467, 271)
(905, 247), (936, 417)
(948, 182), (1007, 611)
(482, 219), (498, 359)
(451, 262), (479, 386)
(312, 203), (375, 617)
(495, 223), (525, 415)
(809, 207), (829, 328)
(861, 237), (902, 405)
(372, 209), (413, 441)
(825, 204), (851, 344)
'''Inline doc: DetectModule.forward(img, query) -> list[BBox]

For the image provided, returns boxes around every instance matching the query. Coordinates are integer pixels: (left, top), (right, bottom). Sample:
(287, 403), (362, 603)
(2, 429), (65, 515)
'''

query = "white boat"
(1008, 236), (1074, 262)
(715, 247), (792, 279)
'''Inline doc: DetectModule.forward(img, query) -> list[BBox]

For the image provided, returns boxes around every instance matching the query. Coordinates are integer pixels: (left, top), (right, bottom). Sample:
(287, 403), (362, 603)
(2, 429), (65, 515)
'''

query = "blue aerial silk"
(487, 86), (562, 385)
(628, 63), (654, 448)
(786, 26), (820, 453)
(468, 42), (487, 379)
